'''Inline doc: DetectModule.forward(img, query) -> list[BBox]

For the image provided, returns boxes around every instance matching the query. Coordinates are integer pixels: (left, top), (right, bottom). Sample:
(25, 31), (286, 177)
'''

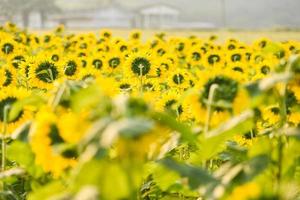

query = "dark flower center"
(3, 69), (12, 87)
(2, 43), (14, 54)
(65, 61), (77, 76)
(192, 52), (201, 61)
(131, 57), (151, 76)
(208, 54), (221, 64)
(12, 55), (25, 68)
(92, 59), (103, 69)
(51, 55), (59, 62)
(201, 76), (238, 109)
(0, 97), (23, 123)
(35, 61), (59, 83)
(261, 65), (270, 75)
(172, 74), (184, 85)
(231, 54), (242, 62)
(109, 58), (121, 68)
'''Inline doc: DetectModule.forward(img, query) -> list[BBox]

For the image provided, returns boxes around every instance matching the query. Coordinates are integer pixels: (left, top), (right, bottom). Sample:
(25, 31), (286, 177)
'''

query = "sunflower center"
(49, 124), (65, 145)
(120, 45), (127, 52)
(35, 61), (59, 83)
(172, 74), (184, 85)
(143, 83), (154, 91)
(120, 83), (131, 90)
(201, 76), (238, 108)
(109, 58), (121, 68)
(51, 54), (59, 62)
(131, 57), (151, 76)
(65, 60), (77, 76)
(2, 43), (14, 54)
(228, 44), (236, 50)
(12, 55), (25, 68)
(165, 99), (183, 115)
(233, 66), (244, 73)
(3, 69), (12, 87)
(0, 97), (23, 123)
(208, 54), (221, 64)
(92, 59), (103, 69)
(81, 60), (87, 68)
(261, 65), (270, 75)
(192, 52), (201, 61)
(231, 54), (242, 62)
(177, 43), (185, 51)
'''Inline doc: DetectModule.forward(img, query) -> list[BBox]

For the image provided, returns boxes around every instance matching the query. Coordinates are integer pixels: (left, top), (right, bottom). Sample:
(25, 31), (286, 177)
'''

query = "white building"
(137, 4), (180, 29)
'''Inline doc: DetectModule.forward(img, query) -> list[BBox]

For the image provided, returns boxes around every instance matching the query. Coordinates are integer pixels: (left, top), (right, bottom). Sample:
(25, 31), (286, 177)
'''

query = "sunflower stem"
(274, 58), (291, 195)
(204, 84), (219, 136)
(138, 64), (144, 96)
(1, 105), (10, 190)
(51, 81), (66, 110)
(47, 68), (54, 82)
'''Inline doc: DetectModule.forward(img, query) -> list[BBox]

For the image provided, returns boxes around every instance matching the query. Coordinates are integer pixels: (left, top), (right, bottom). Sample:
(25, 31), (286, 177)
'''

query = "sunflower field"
(0, 23), (299, 200)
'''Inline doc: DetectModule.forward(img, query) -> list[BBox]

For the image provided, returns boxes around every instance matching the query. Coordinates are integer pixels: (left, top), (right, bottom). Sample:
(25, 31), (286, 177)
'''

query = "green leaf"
(71, 85), (103, 113)
(151, 112), (196, 142)
(72, 160), (131, 199)
(6, 141), (34, 167)
(198, 111), (254, 161)
(119, 118), (155, 139)
(6, 141), (43, 178)
(149, 163), (181, 191)
(8, 94), (44, 122)
(27, 181), (66, 200)
(160, 158), (217, 189)
(100, 118), (154, 147)
(233, 154), (270, 184)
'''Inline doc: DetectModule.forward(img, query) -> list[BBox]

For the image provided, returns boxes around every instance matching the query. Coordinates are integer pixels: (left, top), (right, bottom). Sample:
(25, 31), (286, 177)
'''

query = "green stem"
(1, 105), (10, 190)
(47, 69), (54, 82)
(138, 64), (144, 96)
(275, 59), (291, 195)
(204, 84), (218, 136)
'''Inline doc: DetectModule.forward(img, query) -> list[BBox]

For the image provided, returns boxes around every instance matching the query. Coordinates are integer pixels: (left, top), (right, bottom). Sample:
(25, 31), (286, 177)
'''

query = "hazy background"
(0, 0), (299, 30)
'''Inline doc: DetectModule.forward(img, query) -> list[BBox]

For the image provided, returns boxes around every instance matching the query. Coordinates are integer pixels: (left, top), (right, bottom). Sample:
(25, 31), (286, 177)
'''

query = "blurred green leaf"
(28, 181), (66, 200)
(6, 141), (43, 178)
(151, 112), (196, 142)
(160, 158), (217, 189)
(198, 111), (254, 161)
(233, 154), (270, 184)
(8, 94), (44, 122)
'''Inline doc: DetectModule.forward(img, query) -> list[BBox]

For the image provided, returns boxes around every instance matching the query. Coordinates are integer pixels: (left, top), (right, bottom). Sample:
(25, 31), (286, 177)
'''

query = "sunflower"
(62, 56), (81, 79)
(28, 58), (63, 89)
(256, 106), (281, 131)
(167, 68), (193, 90)
(155, 91), (189, 120)
(226, 49), (247, 63)
(8, 51), (26, 69)
(203, 50), (225, 68)
(124, 51), (156, 78)
(89, 55), (105, 70)
(0, 65), (17, 88)
(103, 52), (124, 74)
(0, 38), (19, 57)
(0, 87), (32, 135)
(76, 67), (101, 83)
(117, 77), (137, 94)
(57, 110), (90, 144)
(186, 45), (203, 67)
(29, 107), (78, 177)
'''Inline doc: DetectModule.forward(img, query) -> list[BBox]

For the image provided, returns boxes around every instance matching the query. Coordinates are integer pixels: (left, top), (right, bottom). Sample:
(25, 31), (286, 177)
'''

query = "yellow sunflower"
(29, 107), (80, 177)
(0, 87), (32, 135)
